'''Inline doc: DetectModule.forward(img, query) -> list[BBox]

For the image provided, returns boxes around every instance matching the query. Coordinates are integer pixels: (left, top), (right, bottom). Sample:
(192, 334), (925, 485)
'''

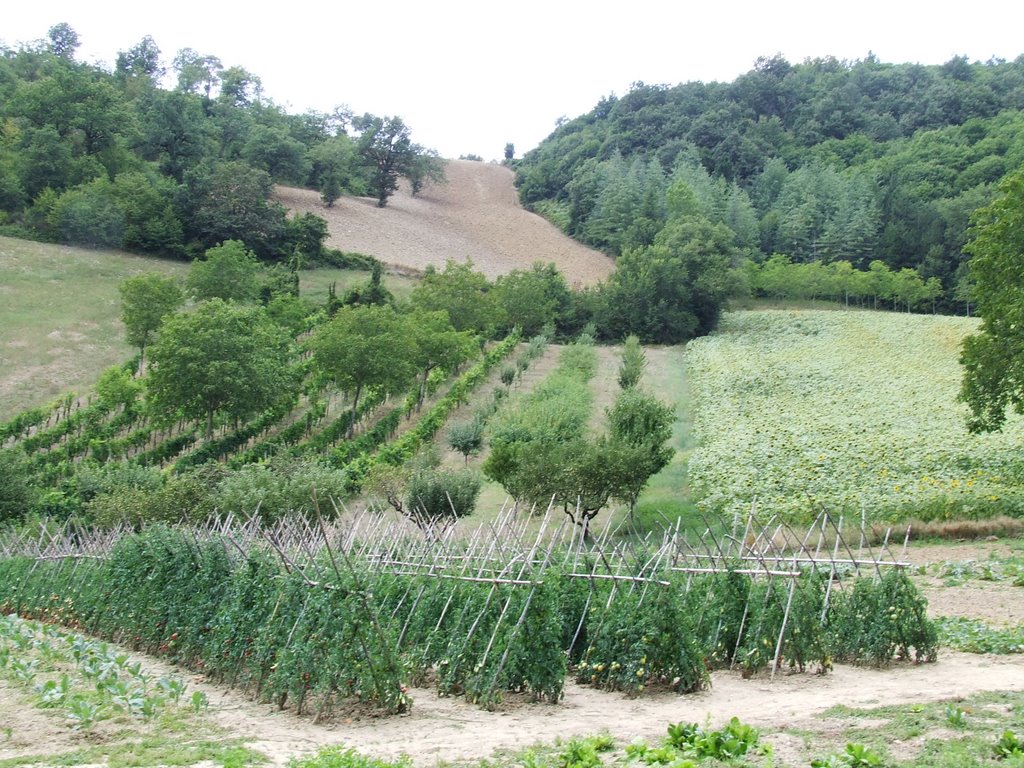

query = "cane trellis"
(0, 503), (932, 716)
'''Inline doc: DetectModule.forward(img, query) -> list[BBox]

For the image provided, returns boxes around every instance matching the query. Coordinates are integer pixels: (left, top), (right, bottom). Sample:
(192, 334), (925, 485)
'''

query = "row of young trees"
(0, 24), (444, 260)
(745, 255), (946, 311)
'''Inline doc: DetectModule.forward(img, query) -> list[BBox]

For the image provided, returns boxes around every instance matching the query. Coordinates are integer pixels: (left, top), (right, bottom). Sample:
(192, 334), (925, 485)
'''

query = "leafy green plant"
(936, 617), (1024, 654)
(945, 703), (969, 728)
(628, 718), (758, 764)
(65, 695), (100, 731)
(191, 690), (210, 712)
(996, 730), (1024, 759)
(811, 742), (884, 767)
(287, 746), (410, 768)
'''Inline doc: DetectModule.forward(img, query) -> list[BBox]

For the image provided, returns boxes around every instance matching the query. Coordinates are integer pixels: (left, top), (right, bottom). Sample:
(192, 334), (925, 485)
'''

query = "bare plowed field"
(275, 160), (615, 288)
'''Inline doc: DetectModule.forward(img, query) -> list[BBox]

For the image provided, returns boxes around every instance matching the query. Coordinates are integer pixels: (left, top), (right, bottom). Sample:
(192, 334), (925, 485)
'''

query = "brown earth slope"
(275, 159), (615, 288)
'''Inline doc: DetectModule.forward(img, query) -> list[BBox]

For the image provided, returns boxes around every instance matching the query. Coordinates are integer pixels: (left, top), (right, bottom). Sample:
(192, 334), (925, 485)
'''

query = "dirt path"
(113, 651), (1024, 768)
(275, 161), (615, 289)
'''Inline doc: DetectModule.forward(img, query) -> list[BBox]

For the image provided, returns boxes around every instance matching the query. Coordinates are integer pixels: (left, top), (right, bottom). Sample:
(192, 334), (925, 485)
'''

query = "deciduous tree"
(960, 164), (1024, 432)
(410, 260), (503, 337)
(310, 305), (417, 435)
(356, 114), (415, 207)
(187, 240), (261, 302)
(118, 273), (184, 369)
(147, 300), (290, 438)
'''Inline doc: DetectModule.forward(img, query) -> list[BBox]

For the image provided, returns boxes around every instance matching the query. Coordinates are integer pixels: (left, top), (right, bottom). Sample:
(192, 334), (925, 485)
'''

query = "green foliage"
(624, 718), (758, 764)
(516, 59), (1024, 311)
(404, 466), (482, 522)
(354, 114), (440, 207)
(960, 164), (1024, 433)
(310, 304), (418, 426)
(343, 262), (394, 307)
(404, 308), (477, 409)
(410, 260), (504, 338)
(828, 569), (938, 665)
(687, 310), (1024, 524)
(617, 335), (646, 389)
(494, 262), (572, 337)
(147, 299), (292, 438)
(446, 418), (484, 463)
(811, 742), (885, 768)
(596, 217), (736, 343)
(577, 579), (709, 695)
(288, 747), (410, 768)
(746, 254), (942, 310)
(0, 529), (409, 715)
(0, 448), (38, 523)
(180, 160), (288, 259)
(119, 272), (184, 360)
(406, 149), (446, 196)
(484, 339), (596, 509)
(995, 730), (1024, 759)
(0, 614), (202, 731)
(215, 457), (352, 522)
(935, 617), (1024, 654)
(187, 240), (262, 302)
(95, 365), (141, 410)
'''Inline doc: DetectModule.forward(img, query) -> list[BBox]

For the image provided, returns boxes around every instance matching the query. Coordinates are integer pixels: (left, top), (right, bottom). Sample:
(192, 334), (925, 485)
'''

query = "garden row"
(0, 520), (938, 716)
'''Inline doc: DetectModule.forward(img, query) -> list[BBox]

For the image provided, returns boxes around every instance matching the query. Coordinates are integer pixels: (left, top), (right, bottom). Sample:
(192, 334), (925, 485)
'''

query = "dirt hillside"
(275, 160), (615, 288)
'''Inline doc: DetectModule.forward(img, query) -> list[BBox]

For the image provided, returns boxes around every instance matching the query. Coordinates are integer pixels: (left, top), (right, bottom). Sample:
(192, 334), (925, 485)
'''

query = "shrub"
(405, 467), (481, 522)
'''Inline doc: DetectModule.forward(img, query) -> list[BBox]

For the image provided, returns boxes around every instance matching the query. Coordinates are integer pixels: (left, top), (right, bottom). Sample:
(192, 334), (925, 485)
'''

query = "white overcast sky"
(4, 1), (1023, 161)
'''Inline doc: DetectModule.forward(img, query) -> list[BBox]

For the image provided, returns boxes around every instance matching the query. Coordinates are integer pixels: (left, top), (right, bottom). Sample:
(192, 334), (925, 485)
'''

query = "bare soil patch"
(18, 650), (1011, 768)
(919, 581), (1024, 626)
(275, 161), (615, 288)
(0, 677), (84, 762)
(901, 540), (1018, 566)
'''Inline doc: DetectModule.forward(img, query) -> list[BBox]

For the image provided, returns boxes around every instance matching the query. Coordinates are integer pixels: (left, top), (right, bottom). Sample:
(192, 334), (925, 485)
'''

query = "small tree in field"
(310, 304), (417, 436)
(367, 463), (481, 536)
(447, 419), (484, 464)
(187, 239), (261, 302)
(617, 334), (646, 389)
(606, 388), (676, 514)
(404, 309), (477, 410)
(119, 273), (184, 371)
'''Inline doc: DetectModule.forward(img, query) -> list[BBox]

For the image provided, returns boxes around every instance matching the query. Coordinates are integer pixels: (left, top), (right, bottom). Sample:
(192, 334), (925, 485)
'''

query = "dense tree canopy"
(515, 55), (1024, 315)
(959, 163), (1024, 432)
(147, 300), (291, 438)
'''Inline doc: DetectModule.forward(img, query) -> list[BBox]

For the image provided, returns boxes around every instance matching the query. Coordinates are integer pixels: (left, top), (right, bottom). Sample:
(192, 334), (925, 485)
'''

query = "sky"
(4, 1), (1024, 161)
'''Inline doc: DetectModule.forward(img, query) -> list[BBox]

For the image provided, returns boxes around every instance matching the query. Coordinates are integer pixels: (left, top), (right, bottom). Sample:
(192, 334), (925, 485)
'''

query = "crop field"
(686, 310), (1024, 525)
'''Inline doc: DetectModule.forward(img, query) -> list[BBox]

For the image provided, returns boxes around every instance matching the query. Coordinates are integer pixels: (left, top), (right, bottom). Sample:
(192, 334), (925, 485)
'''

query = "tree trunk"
(347, 385), (362, 439)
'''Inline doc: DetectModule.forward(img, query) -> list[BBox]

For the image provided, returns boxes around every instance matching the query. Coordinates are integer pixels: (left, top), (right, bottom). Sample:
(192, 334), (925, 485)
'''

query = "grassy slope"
(0, 237), (188, 419)
(0, 237), (409, 421)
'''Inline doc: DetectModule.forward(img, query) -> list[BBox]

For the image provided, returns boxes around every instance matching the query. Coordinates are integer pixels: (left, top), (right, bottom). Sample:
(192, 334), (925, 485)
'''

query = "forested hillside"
(515, 54), (1024, 308)
(0, 24), (443, 260)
